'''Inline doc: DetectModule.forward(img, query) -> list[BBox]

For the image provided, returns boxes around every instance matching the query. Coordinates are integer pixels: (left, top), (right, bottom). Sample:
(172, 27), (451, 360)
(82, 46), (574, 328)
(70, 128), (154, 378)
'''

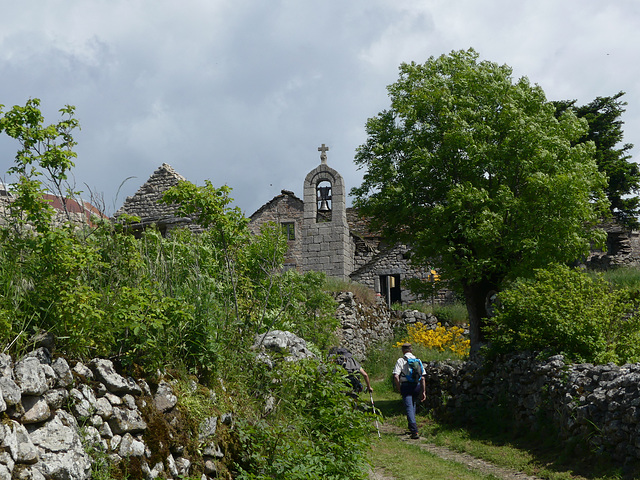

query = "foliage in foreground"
(486, 263), (640, 364)
(1, 98), (371, 479)
(235, 359), (373, 480)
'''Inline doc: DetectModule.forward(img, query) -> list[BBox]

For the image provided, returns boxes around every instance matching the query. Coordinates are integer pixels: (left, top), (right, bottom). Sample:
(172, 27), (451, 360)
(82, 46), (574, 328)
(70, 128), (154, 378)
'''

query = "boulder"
(252, 330), (316, 362)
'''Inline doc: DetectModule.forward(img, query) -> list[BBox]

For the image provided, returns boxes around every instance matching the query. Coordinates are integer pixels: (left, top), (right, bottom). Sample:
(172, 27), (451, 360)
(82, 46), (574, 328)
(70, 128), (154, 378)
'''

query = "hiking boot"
(410, 433), (420, 439)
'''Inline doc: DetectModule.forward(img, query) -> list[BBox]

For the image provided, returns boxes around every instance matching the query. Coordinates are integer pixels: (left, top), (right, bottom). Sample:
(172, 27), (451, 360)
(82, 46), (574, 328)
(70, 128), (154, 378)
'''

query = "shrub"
(235, 358), (372, 480)
(395, 322), (470, 358)
(486, 264), (640, 364)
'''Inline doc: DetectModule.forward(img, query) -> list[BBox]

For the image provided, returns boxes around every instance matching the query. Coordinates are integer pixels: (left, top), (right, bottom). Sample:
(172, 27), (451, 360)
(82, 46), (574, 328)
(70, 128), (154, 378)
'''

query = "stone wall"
(350, 244), (455, 306)
(423, 352), (640, 465)
(0, 351), (231, 480)
(332, 292), (395, 361)
(248, 190), (304, 270)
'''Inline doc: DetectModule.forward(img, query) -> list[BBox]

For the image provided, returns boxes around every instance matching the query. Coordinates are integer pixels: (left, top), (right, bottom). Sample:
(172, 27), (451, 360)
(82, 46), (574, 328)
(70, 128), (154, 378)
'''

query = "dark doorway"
(380, 274), (401, 307)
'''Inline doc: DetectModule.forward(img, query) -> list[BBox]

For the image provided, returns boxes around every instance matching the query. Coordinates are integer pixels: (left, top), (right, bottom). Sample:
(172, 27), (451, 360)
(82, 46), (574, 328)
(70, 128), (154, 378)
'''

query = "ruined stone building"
(116, 148), (440, 306)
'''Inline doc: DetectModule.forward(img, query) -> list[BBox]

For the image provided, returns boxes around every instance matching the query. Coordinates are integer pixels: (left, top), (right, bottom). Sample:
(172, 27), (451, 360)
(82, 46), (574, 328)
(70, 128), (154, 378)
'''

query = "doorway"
(379, 274), (402, 307)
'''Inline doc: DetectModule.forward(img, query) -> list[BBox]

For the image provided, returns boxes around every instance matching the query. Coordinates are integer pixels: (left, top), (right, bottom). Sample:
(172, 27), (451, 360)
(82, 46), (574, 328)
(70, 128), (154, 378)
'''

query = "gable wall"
(249, 193), (304, 269)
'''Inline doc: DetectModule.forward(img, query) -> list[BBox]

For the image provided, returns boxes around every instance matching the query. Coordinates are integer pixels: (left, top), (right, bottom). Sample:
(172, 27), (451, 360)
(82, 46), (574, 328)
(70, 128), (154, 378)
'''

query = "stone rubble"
(0, 351), (229, 480)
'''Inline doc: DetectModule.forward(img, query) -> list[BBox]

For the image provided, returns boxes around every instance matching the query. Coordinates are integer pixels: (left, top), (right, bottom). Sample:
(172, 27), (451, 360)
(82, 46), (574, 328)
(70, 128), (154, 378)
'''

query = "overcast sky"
(1, 1), (639, 216)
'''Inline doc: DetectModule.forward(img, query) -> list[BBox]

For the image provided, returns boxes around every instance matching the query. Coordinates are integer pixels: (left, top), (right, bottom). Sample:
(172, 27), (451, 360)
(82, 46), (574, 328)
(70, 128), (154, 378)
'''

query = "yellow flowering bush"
(395, 322), (470, 357)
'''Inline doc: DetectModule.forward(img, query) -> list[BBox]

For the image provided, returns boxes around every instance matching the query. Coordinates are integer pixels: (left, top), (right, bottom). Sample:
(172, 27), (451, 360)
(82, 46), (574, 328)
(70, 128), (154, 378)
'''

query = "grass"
(392, 301), (469, 326)
(324, 277), (379, 305)
(594, 266), (640, 293)
(369, 434), (501, 480)
(362, 341), (632, 480)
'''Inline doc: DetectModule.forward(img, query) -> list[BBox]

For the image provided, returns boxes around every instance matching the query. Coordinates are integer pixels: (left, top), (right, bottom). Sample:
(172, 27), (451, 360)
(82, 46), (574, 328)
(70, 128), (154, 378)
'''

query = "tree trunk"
(463, 279), (496, 357)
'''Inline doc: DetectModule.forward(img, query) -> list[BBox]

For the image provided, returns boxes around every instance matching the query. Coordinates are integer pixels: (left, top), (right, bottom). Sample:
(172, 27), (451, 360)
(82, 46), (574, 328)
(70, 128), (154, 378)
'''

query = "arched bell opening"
(316, 180), (332, 222)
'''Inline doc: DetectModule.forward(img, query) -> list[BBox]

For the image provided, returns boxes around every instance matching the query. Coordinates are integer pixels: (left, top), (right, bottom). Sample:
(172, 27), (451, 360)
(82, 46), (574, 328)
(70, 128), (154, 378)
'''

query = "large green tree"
(351, 49), (609, 354)
(554, 92), (640, 229)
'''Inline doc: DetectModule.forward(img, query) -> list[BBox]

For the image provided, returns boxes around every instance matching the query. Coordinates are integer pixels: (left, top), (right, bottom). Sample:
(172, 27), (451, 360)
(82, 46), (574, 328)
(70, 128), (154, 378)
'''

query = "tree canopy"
(554, 92), (640, 229)
(351, 49), (609, 353)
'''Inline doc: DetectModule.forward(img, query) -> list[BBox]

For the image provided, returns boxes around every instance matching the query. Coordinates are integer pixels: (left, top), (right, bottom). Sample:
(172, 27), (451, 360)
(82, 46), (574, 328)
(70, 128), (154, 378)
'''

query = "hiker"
(392, 343), (426, 439)
(329, 347), (373, 396)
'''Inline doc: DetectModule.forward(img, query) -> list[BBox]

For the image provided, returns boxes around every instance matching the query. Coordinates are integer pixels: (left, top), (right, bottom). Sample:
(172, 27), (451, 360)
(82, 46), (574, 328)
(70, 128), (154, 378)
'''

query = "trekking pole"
(369, 391), (381, 439)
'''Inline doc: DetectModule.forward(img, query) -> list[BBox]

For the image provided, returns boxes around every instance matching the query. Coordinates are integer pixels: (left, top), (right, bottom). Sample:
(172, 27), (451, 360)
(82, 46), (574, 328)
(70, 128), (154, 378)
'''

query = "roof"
(114, 163), (186, 221)
(249, 189), (304, 220)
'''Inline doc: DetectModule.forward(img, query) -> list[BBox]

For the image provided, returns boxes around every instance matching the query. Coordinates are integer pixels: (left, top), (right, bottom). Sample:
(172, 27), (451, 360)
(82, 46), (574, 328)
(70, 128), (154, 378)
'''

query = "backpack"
(330, 347), (363, 394)
(403, 356), (423, 384)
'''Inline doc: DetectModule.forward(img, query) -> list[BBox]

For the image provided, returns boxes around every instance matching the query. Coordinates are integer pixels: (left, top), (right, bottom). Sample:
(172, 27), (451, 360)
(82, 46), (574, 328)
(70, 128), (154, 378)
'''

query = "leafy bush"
(486, 264), (640, 364)
(235, 358), (372, 480)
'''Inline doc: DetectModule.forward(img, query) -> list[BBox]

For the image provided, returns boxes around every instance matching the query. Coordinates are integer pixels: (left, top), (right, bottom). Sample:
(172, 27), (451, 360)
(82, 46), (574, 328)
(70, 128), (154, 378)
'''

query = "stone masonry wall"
(333, 292), (395, 361)
(248, 191), (304, 269)
(350, 244), (455, 305)
(423, 352), (640, 465)
(0, 351), (231, 480)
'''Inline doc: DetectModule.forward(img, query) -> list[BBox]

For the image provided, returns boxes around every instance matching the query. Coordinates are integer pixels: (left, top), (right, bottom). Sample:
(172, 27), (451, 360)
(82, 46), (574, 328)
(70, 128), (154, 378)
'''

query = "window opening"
(281, 222), (295, 241)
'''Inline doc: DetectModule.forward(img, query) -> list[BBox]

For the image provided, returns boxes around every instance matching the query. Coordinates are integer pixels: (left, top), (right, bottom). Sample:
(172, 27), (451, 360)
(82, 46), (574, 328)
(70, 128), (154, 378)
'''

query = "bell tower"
(301, 144), (354, 279)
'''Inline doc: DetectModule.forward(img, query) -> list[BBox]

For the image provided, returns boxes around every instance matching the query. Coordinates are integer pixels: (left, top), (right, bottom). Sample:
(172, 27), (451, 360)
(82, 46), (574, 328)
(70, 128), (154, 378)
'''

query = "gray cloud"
(1, 0), (639, 216)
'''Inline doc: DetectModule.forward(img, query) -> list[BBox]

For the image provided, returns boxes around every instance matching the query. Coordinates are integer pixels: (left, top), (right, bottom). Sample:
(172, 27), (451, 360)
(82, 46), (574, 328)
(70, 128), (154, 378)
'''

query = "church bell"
(317, 185), (332, 212)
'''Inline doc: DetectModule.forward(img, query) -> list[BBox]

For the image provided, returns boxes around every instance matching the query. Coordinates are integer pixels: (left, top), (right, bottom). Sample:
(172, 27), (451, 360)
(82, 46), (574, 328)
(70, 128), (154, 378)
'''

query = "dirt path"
(370, 424), (543, 480)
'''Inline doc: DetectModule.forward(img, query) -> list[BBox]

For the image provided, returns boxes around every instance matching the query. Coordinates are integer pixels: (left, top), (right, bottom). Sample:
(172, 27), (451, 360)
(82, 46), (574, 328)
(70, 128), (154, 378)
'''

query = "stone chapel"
(113, 147), (445, 306)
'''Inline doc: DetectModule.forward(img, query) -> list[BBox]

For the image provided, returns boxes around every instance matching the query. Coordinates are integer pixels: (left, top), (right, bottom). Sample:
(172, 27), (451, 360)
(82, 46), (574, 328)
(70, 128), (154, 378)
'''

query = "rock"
(0, 464), (11, 480)
(104, 391), (122, 406)
(90, 359), (141, 395)
(154, 381), (178, 412)
(15, 423), (39, 464)
(176, 457), (191, 477)
(0, 354), (13, 378)
(122, 394), (137, 410)
(118, 433), (145, 457)
(72, 362), (93, 379)
(220, 412), (233, 425)
(204, 459), (217, 475)
(95, 396), (114, 419)
(252, 330), (316, 362)
(109, 407), (147, 435)
(198, 417), (217, 441)
(12, 465), (46, 480)
(166, 454), (179, 477)
(0, 377), (21, 406)
(14, 357), (48, 396)
(51, 358), (73, 388)
(26, 348), (51, 366)
(42, 388), (68, 410)
(29, 411), (91, 480)
(99, 421), (113, 439)
(20, 396), (51, 424)
(30, 332), (56, 352)
(69, 388), (92, 419)
(202, 442), (224, 458)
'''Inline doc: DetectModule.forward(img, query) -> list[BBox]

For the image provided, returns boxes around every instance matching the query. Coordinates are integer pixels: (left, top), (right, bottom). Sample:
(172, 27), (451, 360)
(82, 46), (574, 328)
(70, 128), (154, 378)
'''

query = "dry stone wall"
(333, 292), (395, 361)
(423, 352), (640, 466)
(0, 351), (231, 480)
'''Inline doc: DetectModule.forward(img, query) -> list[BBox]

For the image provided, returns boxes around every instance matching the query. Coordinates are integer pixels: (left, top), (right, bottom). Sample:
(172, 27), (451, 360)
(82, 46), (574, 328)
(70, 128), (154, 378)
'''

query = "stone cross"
(318, 144), (329, 164)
